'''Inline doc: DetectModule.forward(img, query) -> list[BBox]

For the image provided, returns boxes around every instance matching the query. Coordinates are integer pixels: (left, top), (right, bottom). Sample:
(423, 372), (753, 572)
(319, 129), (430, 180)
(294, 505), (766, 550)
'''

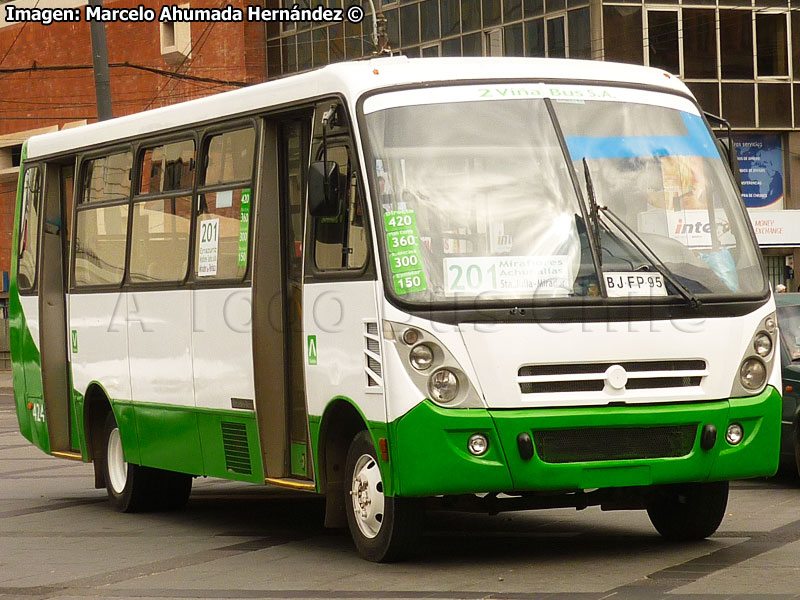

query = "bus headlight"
(731, 313), (776, 398)
(739, 358), (767, 390)
(402, 328), (420, 345)
(429, 369), (459, 403)
(410, 344), (434, 371)
(765, 316), (777, 334)
(385, 320), (485, 408)
(753, 332), (772, 358)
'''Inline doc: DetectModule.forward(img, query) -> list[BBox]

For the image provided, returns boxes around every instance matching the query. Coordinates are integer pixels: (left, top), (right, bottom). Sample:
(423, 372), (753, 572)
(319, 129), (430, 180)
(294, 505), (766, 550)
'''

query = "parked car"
(776, 293), (800, 474)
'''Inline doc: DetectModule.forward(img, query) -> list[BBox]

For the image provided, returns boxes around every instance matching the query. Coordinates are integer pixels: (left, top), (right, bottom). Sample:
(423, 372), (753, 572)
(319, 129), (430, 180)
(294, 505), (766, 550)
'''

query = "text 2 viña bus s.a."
(11, 57), (780, 561)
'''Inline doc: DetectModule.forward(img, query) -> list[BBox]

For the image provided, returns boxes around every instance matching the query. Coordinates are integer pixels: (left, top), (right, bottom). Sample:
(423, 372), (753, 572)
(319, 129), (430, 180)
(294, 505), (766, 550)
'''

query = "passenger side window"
(139, 140), (195, 194)
(82, 152), (131, 204)
(313, 145), (368, 271)
(18, 166), (42, 291)
(129, 140), (195, 283)
(194, 127), (256, 280)
(74, 152), (132, 287)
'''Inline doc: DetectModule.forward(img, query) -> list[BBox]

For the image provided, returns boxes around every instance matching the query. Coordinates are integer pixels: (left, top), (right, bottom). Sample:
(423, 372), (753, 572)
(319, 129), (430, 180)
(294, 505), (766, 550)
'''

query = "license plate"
(603, 271), (668, 297)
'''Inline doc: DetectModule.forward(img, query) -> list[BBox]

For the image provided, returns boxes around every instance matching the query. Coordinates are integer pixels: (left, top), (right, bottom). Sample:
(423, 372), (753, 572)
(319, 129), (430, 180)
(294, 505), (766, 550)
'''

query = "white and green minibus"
(11, 57), (781, 562)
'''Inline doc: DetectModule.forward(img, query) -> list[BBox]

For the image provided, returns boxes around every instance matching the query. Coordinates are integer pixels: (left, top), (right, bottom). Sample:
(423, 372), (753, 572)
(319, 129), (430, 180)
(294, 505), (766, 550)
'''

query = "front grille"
(519, 360), (706, 377)
(517, 359), (707, 394)
(520, 380), (604, 394)
(532, 425), (698, 463)
(626, 377), (703, 389)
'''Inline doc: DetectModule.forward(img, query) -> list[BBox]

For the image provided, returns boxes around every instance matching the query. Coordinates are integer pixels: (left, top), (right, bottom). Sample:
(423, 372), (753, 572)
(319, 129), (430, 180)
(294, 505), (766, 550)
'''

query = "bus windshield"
(362, 84), (766, 306)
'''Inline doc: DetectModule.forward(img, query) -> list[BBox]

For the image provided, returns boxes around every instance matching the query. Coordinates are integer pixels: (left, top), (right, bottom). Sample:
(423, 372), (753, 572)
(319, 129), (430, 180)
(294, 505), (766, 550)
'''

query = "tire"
(344, 430), (422, 562)
(646, 481), (729, 541)
(794, 424), (800, 479)
(101, 411), (192, 512)
(148, 466), (193, 511)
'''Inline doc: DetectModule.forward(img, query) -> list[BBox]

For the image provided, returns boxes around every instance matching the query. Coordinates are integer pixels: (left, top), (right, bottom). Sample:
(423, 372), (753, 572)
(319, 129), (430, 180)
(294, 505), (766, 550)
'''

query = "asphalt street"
(3, 382), (800, 600)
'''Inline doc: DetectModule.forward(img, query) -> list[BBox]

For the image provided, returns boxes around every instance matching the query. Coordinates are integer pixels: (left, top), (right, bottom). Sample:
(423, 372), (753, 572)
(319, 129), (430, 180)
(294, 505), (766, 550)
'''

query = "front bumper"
(390, 386), (781, 497)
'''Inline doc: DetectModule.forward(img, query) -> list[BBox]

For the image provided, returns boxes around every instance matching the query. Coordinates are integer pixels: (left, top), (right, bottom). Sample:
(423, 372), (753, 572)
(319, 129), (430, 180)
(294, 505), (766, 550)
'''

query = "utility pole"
(374, 12), (391, 55)
(88, 0), (113, 120)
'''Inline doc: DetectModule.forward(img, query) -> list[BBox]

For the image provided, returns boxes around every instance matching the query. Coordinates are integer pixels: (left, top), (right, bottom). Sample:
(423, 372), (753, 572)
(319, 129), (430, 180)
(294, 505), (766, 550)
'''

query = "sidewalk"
(0, 370), (12, 396)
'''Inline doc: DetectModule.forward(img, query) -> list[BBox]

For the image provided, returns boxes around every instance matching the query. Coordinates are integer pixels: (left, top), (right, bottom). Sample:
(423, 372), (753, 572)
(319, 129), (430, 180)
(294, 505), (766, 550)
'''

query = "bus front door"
(253, 115), (312, 482)
(38, 161), (76, 455)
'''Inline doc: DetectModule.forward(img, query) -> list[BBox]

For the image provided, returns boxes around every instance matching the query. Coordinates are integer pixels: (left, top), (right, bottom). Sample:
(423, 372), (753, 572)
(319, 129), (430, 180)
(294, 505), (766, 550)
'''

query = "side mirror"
(716, 136), (742, 193)
(705, 112), (742, 194)
(308, 161), (341, 218)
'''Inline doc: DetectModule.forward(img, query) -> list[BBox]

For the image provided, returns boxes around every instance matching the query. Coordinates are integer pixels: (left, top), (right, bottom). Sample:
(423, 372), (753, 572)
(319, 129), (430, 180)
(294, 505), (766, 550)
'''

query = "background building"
(0, 0), (264, 282)
(0, 0), (796, 294)
(266, 0), (800, 291)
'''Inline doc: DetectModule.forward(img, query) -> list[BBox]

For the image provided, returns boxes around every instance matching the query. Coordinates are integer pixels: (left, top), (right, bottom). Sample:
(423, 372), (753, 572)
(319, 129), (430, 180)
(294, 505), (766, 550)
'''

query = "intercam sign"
(639, 209), (800, 248)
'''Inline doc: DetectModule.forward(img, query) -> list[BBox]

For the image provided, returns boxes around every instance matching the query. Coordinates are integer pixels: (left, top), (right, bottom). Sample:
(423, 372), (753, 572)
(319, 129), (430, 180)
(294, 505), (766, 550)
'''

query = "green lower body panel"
(112, 401), (141, 465)
(134, 403), (205, 475)
(72, 392), (88, 459)
(196, 408), (264, 483)
(390, 403), (514, 496)
(391, 387), (781, 497)
(112, 401), (264, 484)
(309, 400), (393, 496)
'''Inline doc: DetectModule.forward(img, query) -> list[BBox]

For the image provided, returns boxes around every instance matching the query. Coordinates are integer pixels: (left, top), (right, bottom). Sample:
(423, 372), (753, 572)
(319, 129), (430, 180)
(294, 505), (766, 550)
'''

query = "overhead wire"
(144, 0), (230, 110)
(0, 0), (40, 72)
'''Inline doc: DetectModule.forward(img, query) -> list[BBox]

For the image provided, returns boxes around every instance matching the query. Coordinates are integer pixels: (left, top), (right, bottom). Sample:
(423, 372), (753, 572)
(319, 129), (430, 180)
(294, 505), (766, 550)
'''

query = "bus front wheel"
(646, 481), (729, 541)
(101, 412), (192, 512)
(344, 430), (422, 562)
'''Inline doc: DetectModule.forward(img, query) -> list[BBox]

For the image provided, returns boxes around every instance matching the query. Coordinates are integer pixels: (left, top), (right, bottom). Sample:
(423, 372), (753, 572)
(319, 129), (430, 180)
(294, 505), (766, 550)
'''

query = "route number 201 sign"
(444, 256), (572, 296)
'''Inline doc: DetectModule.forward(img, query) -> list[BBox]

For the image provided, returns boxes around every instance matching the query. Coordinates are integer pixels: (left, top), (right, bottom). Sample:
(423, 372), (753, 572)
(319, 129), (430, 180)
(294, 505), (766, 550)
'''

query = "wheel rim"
(107, 427), (128, 494)
(350, 453), (385, 539)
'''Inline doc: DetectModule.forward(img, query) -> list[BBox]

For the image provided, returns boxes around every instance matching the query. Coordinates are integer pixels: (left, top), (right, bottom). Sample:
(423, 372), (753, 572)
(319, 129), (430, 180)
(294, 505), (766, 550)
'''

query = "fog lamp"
(467, 434), (489, 456)
(726, 423), (744, 445)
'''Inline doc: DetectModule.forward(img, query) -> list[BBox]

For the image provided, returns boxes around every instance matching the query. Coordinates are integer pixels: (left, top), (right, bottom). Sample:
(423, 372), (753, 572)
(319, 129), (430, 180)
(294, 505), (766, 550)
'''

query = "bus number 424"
(31, 403), (45, 423)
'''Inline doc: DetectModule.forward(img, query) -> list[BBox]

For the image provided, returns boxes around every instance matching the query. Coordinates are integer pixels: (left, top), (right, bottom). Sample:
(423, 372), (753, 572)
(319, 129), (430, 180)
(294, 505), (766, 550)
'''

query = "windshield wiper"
(581, 160), (701, 311)
(582, 159), (603, 268)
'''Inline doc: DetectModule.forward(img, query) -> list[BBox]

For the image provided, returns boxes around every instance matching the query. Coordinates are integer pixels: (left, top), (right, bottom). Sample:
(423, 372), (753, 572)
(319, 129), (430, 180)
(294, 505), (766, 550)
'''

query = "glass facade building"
(265, 0), (800, 289)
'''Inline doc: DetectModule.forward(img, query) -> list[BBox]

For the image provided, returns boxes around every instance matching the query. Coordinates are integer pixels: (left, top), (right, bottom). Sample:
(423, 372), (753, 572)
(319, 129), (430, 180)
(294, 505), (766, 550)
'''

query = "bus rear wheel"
(646, 481), (728, 541)
(101, 411), (192, 512)
(793, 423), (800, 478)
(344, 430), (421, 562)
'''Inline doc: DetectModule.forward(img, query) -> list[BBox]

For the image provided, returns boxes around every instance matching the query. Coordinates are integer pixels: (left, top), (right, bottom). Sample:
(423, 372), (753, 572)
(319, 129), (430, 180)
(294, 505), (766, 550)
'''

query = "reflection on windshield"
(362, 84), (766, 305)
(552, 98), (763, 297)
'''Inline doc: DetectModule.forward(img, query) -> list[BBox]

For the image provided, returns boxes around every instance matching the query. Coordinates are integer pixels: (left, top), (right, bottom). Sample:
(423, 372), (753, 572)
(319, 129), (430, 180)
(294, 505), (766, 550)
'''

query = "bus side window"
(130, 140), (195, 283)
(193, 127), (256, 281)
(18, 166), (42, 291)
(74, 151), (133, 287)
(313, 145), (367, 271)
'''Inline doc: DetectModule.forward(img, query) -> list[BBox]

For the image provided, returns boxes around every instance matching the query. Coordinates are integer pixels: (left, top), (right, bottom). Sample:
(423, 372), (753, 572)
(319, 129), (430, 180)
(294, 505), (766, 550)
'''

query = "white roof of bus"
(26, 56), (691, 160)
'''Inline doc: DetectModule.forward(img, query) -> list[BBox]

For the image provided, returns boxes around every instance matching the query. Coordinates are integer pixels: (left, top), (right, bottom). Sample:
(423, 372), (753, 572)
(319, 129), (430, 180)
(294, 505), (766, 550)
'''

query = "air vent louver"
(221, 421), (252, 475)
(364, 321), (382, 388)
